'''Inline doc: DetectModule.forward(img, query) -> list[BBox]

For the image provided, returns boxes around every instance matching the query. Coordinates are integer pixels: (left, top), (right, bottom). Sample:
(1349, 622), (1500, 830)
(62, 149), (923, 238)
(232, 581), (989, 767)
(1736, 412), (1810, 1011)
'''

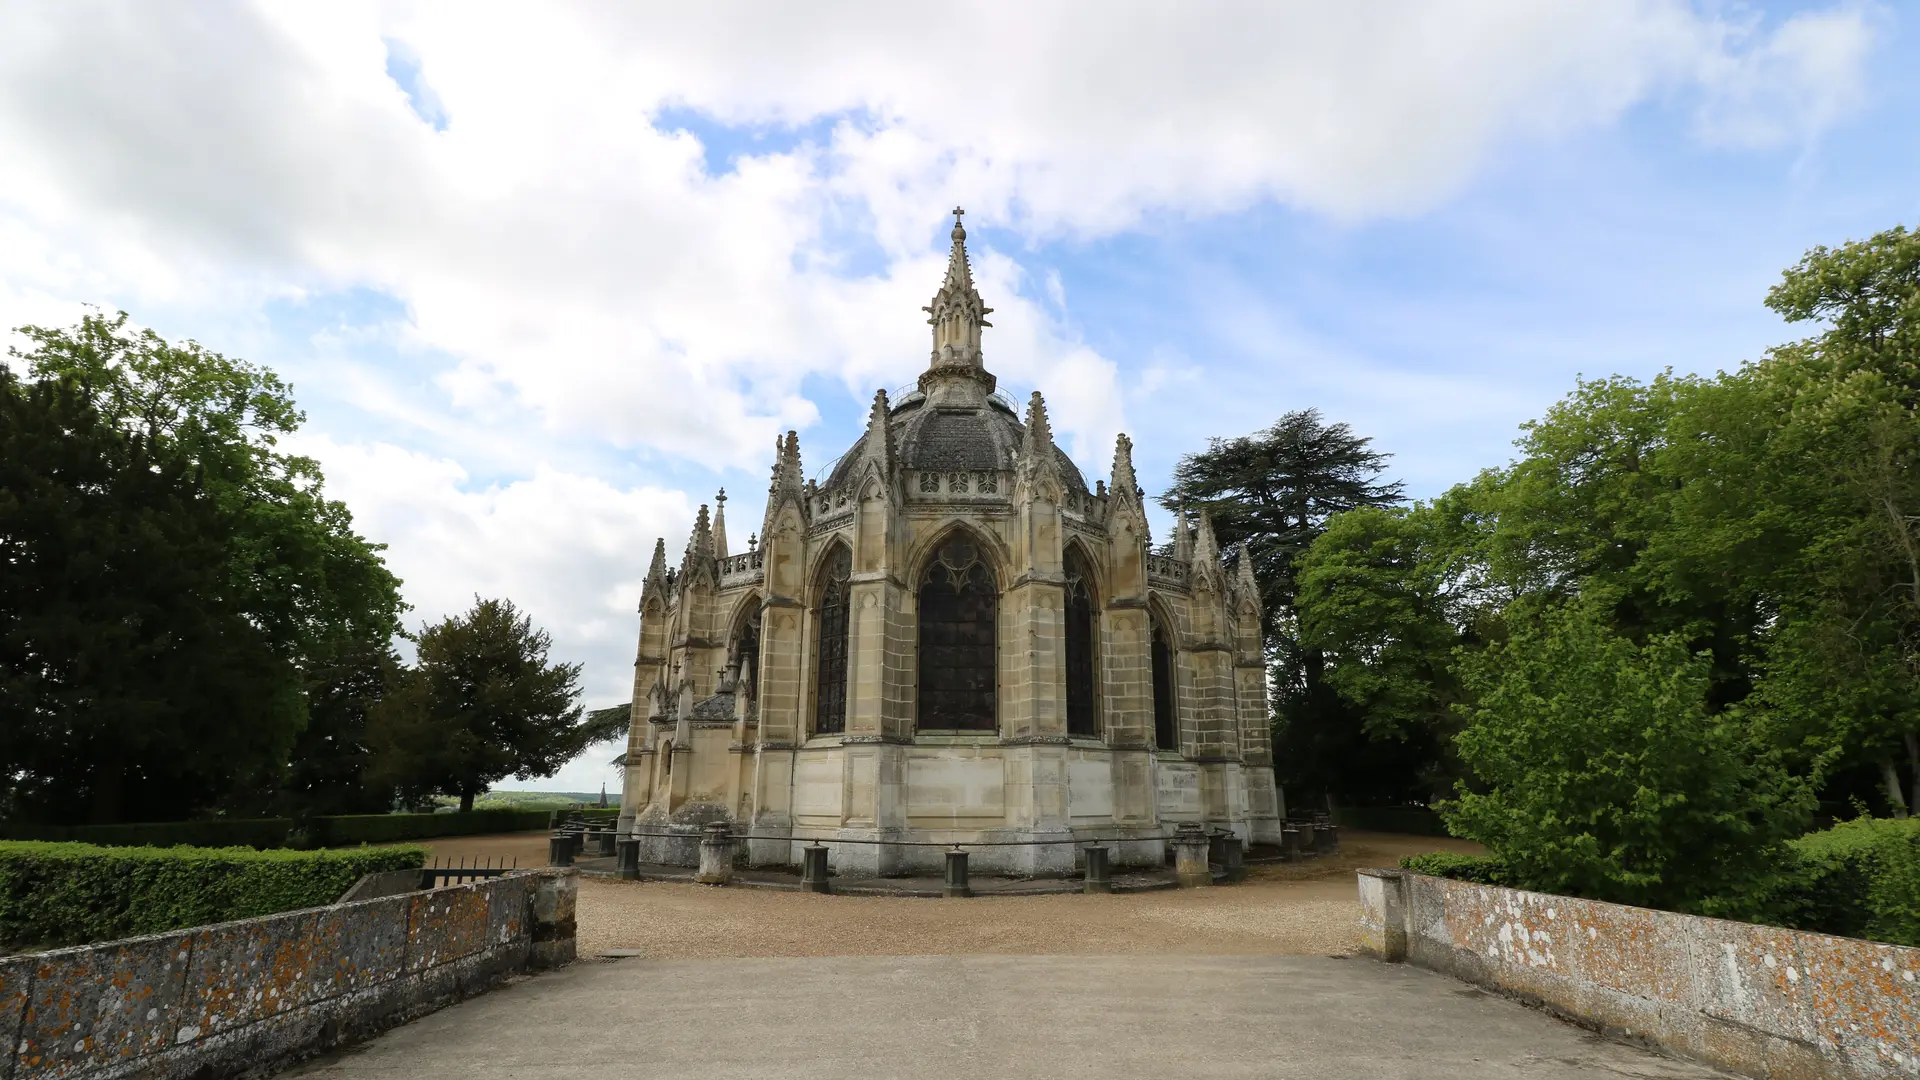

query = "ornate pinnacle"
(1110, 433), (1139, 497)
(922, 206), (994, 377)
(711, 488), (729, 560)
(863, 389), (896, 472)
(1172, 504), (1193, 561)
(1024, 390), (1053, 450)
(1193, 508), (1221, 567)
(641, 537), (669, 606)
(1235, 542), (1262, 609)
(689, 503), (713, 560)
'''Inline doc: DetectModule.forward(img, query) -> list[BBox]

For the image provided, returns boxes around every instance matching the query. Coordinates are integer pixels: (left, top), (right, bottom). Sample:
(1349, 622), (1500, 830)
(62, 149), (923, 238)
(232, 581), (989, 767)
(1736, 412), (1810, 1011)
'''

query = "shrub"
(307, 809), (550, 846)
(1444, 602), (1813, 917)
(0, 818), (296, 848)
(0, 841), (426, 948)
(1399, 852), (1511, 885)
(1774, 817), (1920, 947)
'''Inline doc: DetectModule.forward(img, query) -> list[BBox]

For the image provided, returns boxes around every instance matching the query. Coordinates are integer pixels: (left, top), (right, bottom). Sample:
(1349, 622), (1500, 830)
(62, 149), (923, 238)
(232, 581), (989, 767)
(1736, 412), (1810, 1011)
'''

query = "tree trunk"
(90, 755), (126, 825)
(459, 787), (476, 813)
(1882, 754), (1910, 819)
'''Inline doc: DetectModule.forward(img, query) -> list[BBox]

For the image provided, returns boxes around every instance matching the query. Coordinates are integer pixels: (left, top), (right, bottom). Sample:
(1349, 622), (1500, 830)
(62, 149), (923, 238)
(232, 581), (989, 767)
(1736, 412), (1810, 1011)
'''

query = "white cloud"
(0, 1), (1881, 786)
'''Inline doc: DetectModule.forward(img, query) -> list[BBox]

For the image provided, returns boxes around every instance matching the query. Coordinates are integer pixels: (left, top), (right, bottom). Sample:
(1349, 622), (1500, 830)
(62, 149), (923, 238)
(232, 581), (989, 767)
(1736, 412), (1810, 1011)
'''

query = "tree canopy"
(0, 312), (404, 823)
(368, 597), (593, 812)
(1293, 222), (1920, 826)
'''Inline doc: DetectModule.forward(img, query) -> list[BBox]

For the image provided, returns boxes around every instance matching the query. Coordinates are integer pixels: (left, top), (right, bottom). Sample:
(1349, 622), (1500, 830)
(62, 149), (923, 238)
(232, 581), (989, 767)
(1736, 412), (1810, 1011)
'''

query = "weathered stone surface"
(1796, 931), (1920, 1077)
(405, 888), (490, 974)
(16, 931), (192, 1080)
(180, 909), (325, 1038)
(0, 872), (571, 1080)
(1373, 871), (1920, 1080)
(1, 955), (33, 1075)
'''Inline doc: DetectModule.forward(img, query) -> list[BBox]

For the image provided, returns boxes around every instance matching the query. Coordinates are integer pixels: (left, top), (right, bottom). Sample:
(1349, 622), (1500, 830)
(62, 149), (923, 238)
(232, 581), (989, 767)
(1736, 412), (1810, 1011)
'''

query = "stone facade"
(620, 209), (1283, 876)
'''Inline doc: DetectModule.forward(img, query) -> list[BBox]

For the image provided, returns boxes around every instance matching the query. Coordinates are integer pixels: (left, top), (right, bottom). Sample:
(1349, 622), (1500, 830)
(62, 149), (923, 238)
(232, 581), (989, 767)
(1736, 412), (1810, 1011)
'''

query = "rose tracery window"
(813, 546), (852, 734)
(1064, 547), (1098, 737)
(916, 537), (997, 731)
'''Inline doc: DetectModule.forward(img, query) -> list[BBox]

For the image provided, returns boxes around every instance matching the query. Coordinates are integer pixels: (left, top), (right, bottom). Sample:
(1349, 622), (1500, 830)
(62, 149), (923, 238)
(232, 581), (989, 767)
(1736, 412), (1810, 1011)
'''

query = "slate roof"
(823, 393), (1090, 494)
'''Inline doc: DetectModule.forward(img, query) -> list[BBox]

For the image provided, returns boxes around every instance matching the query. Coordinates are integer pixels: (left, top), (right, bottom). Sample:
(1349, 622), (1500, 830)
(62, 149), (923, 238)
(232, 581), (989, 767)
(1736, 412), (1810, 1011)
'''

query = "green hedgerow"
(0, 841), (426, 948)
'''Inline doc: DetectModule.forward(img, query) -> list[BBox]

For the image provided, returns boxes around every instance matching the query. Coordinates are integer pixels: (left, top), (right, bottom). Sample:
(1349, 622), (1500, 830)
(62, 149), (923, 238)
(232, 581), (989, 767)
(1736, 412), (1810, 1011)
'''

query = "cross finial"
(716, 488), (726, 505)
(953, 206), (964, 219)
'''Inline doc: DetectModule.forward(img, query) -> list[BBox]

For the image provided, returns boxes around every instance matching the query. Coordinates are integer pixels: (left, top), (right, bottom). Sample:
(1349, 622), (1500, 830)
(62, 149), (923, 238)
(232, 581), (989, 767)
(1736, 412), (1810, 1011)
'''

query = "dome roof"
(823, 391), (1090, 495)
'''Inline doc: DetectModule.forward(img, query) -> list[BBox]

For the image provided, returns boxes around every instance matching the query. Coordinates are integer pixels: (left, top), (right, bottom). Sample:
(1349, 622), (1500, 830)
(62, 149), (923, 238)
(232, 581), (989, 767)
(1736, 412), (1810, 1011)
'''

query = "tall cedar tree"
(369, 598), (589, 811)
(1161, 409), (1405, 805)
(1, 314), (402, 823)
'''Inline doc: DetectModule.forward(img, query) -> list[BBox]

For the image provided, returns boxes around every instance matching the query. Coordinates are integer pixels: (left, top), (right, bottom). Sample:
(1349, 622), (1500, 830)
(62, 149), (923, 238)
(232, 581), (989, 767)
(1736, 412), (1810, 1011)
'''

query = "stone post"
(943, 848), (972, 898)
(1174, 822), (1211, 888)
(1357, 869), (1408, 962)
(1082, 846), (1112, 894)
(801, 844), (831, 893)
(615, 837), (641, 879)
(530, 869), (578, 969)
(695, 821), (736, 885)
(1283, 824), (1305, 861)
(548, 833), (574, 867)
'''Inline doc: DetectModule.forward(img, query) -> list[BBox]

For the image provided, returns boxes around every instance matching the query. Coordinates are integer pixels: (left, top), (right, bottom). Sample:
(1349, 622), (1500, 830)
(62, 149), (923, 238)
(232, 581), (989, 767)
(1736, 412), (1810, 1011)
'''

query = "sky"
(2, 1), (1916, 794)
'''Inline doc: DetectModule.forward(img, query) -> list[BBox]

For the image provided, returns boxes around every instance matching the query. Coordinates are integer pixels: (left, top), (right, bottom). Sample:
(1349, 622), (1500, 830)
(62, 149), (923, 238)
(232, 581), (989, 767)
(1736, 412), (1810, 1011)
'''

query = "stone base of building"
(633, 799), (734, 867)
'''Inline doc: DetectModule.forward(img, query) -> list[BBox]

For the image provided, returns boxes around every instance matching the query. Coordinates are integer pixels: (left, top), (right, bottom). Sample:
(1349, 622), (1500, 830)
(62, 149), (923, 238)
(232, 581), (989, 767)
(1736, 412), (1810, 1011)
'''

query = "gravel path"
(562, 831), (1480, 960)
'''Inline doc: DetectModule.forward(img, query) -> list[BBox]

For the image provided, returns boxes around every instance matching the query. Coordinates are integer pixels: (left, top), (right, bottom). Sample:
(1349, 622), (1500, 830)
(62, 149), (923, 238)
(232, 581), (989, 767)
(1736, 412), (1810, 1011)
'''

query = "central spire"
(919, 206), (996, 400)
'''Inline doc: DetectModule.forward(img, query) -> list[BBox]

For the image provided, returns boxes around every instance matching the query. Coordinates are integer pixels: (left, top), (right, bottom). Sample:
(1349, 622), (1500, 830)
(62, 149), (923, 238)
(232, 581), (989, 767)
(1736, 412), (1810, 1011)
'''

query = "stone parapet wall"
(1357, 869), (1919, 1079)
(0, 869), (576, 1080)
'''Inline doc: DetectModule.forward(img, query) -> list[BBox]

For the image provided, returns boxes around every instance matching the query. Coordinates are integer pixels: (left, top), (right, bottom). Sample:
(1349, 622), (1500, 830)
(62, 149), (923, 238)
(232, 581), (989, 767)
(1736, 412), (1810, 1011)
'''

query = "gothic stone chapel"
(619, 209), (1283, 875)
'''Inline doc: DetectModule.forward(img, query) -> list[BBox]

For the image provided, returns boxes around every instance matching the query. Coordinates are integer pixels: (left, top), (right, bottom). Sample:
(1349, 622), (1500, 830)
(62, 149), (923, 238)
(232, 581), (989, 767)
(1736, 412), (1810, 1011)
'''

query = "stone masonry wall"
(1358, 869), (1919, 1079)
(0, 869), (577, 1080)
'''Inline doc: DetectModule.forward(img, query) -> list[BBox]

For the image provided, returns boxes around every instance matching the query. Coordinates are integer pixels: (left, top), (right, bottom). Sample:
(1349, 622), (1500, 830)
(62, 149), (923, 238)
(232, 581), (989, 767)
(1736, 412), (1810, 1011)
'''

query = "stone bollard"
(548, 832), (575, 867)
(1174, 823), (1211, 888)
(801, 844), (831, 894)
(595, 829), (618, 858)
(1283, 825), (1305, 861)
(615, 837), (641, 880)
(531, 869), (578, 969)
(1325, 823), (1341, 853)
(695, 821), (735, 885)
(1208, 829), (1229, 869)
(943, 848), (971, 898)
(1221, 834), (1245, 882)
(1082, 845), (1112, 894)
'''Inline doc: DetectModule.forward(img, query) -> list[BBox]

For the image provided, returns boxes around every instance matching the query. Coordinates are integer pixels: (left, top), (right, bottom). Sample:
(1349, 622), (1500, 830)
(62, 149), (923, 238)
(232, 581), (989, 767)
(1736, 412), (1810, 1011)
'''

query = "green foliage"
(1161, 408), (1406, 803)
(1333, 805), (1448, 837)
(304, 809), (551, 846)
(369, 597), (588, 812)
(1443, 602), (1812, 916)
(0, 841), (426, 948)
(1774, 817), (1920, 947)
(0, 311), (403, 824)
(0, 810), (551, 849)
(1398, 851), (1510, 885)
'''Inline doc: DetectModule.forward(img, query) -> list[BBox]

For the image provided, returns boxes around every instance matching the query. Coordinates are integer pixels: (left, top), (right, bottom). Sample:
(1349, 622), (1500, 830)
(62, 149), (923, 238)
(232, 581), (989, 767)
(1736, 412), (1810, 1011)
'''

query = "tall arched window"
(917, 536), (997, 731)
(813, 546), (852, 735)
(1063, 546), (1099, 737)
(1150, 610), (1178, 751)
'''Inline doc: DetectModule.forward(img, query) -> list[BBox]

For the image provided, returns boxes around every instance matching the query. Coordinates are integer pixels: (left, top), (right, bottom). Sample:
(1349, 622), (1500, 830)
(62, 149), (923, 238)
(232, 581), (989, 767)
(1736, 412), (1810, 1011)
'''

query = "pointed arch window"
(917, 537), (997, 731)
(1064, 547), (1099, 737)
(813, 546), (852, 735)
(1150, 610), (1178, 751)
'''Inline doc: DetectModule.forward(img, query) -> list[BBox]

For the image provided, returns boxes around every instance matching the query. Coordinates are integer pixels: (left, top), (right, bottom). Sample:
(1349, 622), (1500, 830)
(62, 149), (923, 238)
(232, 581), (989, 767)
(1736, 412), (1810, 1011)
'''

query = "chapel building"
(619, 209), (1283, 875)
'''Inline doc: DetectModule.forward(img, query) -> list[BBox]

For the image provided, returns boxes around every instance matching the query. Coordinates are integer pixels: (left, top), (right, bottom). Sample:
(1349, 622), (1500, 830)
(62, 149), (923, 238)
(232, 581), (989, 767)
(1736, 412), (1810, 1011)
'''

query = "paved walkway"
(288, 955), (1732, 1079)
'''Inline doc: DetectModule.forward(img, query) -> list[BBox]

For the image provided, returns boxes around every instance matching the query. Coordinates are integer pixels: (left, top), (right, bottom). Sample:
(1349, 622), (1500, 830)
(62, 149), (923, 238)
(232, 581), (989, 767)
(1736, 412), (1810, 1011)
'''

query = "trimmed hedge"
(303, 809), (552, 847)
(0, 809), (554, 850)
(1777, 816), (1920, 947)
(0, 841), (427, 948)
(0, 818), (297, 849)
(1399, 851), (1511, 885)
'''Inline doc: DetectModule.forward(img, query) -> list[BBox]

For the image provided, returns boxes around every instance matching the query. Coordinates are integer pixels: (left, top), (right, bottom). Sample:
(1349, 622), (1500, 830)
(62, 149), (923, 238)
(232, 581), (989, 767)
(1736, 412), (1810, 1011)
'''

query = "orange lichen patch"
(1686, 919), (1821, 1048)
(1558, 896), (1693, 1005)
(405, 887), (491, 974)
(481, 877), (531, 947)
(1797, 932), (1920, 1073)
(180, 911), (327, 1039)
(316, 895), (410, 996)
(16, 933), (191, 1080)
